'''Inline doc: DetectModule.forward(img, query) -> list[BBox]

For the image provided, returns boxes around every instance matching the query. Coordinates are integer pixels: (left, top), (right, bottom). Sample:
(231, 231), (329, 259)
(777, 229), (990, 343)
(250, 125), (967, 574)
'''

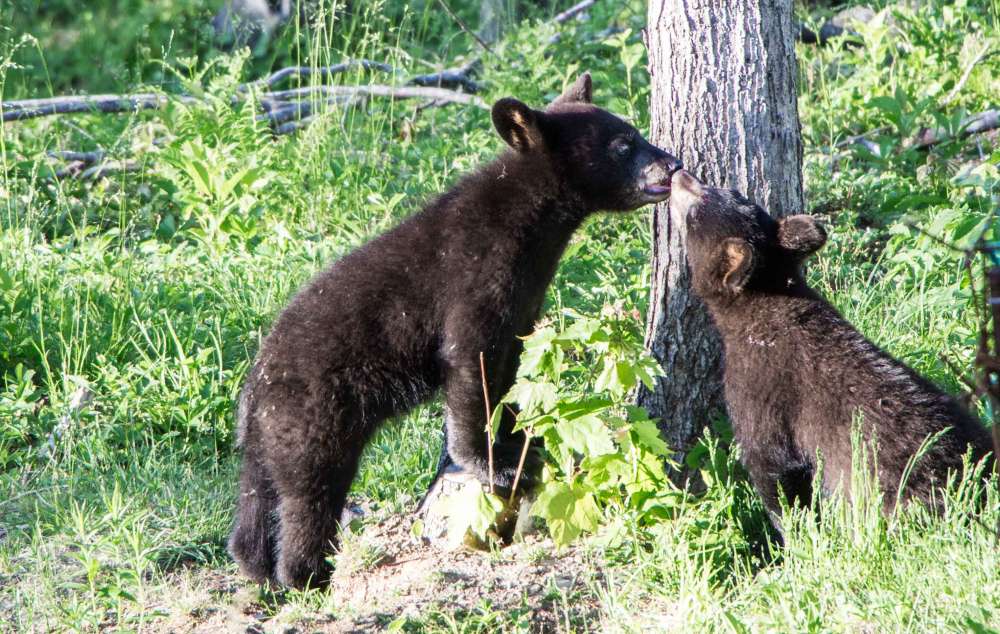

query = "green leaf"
(558, 396), (613, 419)
(614, 361), (636, 391)
(555, 414), (616, 457)
(559, 316), (603, 345)
(629, 416), (670, 457)
(594, 358), (616, 393)
(505, 378), (558, 416)
(533, 481), (602, 546)
(444, 481), (504, 545)
(488, 402), (504, 439)
(518, 326), (560, 379)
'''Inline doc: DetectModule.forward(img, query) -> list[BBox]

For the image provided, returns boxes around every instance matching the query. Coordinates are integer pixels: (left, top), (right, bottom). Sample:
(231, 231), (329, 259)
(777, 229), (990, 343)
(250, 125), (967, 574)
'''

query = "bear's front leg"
(441, 356), (534, 494)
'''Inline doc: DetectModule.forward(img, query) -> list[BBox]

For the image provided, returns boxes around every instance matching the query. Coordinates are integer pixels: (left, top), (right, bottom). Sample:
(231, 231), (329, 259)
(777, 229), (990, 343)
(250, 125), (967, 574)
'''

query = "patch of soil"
(155, 512), (603, 633)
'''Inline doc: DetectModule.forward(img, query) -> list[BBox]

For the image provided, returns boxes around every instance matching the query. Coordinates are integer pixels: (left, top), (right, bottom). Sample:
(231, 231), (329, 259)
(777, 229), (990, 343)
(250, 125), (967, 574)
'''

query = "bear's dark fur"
(672, 170), (995, 527)
(228, 74), (683, 588)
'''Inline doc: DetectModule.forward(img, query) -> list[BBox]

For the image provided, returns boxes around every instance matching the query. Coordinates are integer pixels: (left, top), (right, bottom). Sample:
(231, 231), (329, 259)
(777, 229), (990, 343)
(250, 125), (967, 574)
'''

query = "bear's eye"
(612, 140), (631, 157)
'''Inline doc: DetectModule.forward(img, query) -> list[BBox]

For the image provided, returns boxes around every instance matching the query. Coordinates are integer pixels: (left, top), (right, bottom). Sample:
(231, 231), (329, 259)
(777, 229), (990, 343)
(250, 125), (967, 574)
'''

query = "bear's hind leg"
(229, 444), (279, 583)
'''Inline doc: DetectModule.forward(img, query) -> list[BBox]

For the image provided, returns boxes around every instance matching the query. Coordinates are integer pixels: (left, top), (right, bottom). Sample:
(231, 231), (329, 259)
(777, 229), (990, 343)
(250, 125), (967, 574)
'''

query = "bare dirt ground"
(152, 512), (604, 633)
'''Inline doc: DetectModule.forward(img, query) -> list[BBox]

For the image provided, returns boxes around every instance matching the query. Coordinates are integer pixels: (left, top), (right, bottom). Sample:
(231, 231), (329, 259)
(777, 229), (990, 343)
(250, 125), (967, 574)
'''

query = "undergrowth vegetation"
(1, 0), (998, 631)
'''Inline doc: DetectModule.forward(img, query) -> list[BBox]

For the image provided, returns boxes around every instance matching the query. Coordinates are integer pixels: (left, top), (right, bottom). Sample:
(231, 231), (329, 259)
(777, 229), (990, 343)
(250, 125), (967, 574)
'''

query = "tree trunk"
(638, 0), (804, 462)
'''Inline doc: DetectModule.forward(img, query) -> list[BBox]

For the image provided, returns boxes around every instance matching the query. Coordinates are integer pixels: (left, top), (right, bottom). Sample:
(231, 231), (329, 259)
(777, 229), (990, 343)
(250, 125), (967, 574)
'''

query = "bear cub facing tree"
(229, 74), (683, 588)
(673, 170), (995, 528)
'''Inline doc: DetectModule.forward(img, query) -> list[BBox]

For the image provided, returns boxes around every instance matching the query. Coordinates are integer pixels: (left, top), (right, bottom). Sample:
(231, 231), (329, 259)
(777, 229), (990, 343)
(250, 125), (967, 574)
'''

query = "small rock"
(819, 6), (877, 43)
(416, 465), (521, 550)
(553, 574), (574, 591)
(340, 502), (366, 528)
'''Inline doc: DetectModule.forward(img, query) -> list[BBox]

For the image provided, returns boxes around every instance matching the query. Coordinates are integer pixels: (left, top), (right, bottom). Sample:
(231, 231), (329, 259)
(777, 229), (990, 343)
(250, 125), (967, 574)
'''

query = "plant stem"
(508, 430), (532, 506)
(479, 351), (495, 495)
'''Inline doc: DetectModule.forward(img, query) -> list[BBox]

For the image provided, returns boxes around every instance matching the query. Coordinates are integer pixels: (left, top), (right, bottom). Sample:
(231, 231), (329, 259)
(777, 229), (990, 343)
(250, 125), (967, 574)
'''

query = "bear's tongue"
(643, 184), (670, 196)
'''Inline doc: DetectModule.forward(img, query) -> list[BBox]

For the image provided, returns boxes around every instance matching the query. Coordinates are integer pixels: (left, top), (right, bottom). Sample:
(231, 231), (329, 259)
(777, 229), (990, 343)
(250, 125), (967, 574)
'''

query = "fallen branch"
(5, 72), (486, 126)
(21, 2), (599, 177)
(45, 85), (475, 178)
(275, 115), (316, 136)
(260, 84), (487, 109)
(912, 109), (1000, 149)
(2, 93), (198, 122)
(240, 59), (394, 91)
(257, 100), (324, 126)
(408, 60), (482, 93)
(835, 109), (1000, 156)
(54, 158), (142, 180)
(48, 149), (106, 163)
(553, 0), (596, 24)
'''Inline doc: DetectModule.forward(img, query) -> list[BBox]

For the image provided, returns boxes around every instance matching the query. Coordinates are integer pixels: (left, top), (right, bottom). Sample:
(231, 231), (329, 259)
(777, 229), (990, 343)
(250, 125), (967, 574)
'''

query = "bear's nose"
(663, 154), (683, 175)
(670, 170), (705, 210)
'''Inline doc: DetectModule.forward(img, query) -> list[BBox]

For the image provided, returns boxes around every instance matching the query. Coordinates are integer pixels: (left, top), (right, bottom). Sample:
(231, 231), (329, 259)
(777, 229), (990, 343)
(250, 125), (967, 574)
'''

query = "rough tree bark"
(638, 0), (805, 461)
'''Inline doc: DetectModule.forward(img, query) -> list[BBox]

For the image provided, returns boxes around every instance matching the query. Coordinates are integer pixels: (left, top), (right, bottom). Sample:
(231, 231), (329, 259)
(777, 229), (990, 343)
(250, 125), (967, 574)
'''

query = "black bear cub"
(672, 170), (994, 528)
(229, 74), (683, 588)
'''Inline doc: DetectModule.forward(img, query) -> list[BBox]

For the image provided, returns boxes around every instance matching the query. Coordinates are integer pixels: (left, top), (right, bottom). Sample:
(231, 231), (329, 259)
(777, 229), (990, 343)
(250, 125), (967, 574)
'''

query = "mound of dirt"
(158, 510), (604, 633)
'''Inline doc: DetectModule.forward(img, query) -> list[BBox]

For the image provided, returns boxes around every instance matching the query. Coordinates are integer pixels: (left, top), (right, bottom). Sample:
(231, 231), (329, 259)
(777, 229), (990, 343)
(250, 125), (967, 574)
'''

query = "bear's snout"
(669, 170), (704, 213)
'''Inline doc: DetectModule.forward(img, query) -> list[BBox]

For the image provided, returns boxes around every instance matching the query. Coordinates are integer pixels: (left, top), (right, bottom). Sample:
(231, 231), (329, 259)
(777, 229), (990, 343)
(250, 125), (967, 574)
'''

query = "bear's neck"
(439, 153), (592, 327)
(467, 152), (591, 254)
(479, 152), (591, 222)
(705, 276), (829, 349)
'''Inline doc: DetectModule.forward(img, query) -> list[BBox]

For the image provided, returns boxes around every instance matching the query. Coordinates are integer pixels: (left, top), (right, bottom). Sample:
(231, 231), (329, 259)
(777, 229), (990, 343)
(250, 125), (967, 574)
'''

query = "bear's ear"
(492, 98), (546, 153)
(714, 238), (755, 294)
(778, 215), (827, 256)
(550, 72), (593, 107)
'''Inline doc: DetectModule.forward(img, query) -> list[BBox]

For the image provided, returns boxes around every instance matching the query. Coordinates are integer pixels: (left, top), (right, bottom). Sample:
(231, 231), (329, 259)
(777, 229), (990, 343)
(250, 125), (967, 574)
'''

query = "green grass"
(1, 0), (999, 631)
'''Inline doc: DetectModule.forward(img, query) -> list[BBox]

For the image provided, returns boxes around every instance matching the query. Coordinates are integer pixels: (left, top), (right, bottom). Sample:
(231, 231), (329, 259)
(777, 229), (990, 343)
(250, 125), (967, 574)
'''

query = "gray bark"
(638, 0), (804, 458)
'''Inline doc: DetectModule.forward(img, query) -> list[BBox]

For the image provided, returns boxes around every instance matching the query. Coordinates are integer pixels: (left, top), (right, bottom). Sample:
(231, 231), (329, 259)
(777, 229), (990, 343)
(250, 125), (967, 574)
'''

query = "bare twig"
(436, 0), (495, 55)
(480, 351), (495, 495)
(942, 45), (994, 106)
(508, 431), (532, 506)
(502, 402), (532, 504)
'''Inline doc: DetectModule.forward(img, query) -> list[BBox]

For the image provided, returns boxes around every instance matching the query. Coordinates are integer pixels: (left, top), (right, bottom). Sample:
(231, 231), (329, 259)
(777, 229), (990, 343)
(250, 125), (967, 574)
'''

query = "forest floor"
(151, 510), (602, 633)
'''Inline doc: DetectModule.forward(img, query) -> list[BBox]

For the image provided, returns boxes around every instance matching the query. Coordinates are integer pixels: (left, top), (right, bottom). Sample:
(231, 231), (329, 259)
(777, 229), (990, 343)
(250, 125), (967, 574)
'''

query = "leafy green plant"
(492, 308), (671, 546)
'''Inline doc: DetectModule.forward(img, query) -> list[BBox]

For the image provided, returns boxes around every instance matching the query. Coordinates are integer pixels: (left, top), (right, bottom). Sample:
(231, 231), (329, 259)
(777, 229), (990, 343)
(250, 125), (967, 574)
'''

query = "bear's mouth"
(641, 182), (671, 201)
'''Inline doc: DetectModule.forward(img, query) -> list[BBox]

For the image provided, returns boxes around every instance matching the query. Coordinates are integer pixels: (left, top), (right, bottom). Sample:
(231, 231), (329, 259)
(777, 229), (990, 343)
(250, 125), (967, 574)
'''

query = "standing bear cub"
(672, 170), (994, 527)
(229, 74), (683, 588)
